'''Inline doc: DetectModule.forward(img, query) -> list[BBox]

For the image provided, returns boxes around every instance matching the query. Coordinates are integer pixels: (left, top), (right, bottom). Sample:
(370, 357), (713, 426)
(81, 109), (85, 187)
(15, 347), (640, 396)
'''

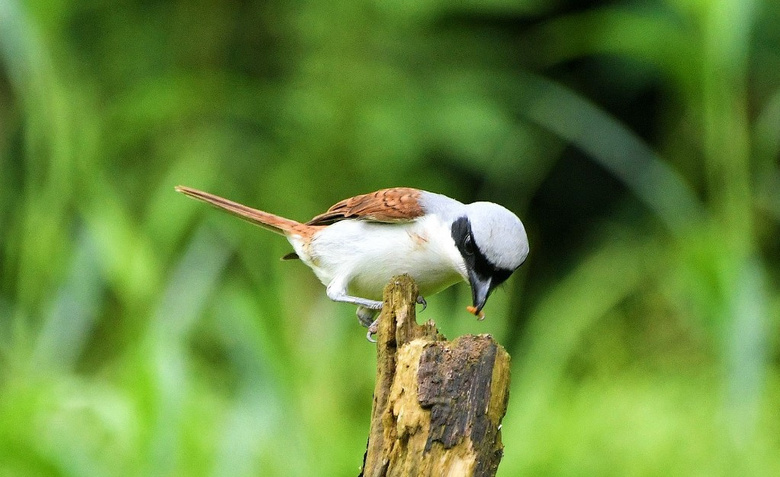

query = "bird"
(175, 186), (529, 339)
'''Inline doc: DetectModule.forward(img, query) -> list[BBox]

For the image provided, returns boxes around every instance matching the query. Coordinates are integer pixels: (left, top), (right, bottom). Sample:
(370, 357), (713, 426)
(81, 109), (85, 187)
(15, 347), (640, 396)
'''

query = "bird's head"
(451, 202), (529, 315)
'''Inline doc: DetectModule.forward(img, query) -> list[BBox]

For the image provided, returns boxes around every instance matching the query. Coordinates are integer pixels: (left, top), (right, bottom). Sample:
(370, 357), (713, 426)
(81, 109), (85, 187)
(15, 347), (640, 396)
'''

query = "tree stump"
(360, 275), (511, 477)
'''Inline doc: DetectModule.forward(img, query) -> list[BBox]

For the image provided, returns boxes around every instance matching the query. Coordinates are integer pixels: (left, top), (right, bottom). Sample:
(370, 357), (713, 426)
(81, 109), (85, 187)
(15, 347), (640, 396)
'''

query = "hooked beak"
(468, 272), (493, 313)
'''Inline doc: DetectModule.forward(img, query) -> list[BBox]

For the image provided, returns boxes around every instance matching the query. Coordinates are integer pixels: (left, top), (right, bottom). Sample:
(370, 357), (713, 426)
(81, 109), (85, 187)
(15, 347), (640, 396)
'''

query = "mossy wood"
(360, 275), (511, 477)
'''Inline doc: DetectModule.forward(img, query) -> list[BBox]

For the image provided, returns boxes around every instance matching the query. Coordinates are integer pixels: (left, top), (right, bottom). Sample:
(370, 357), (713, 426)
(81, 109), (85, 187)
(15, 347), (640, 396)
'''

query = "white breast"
(287, 215), (467, 301)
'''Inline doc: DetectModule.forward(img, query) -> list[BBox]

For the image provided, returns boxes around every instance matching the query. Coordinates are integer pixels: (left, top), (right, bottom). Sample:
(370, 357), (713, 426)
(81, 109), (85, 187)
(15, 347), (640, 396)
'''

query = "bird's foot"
(416, 295), (427, 312)
(366, 318), (379, 343)
(356, 306), (379, 328)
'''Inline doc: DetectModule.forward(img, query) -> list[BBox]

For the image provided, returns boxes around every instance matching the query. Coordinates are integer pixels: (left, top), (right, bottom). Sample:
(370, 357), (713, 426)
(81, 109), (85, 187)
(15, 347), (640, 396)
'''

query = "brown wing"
(306, 187), (424, 225)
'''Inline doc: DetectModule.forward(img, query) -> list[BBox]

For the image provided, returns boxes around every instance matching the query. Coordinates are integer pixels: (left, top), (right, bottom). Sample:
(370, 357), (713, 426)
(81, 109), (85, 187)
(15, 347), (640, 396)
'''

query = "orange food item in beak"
(466, 306), (486, 321)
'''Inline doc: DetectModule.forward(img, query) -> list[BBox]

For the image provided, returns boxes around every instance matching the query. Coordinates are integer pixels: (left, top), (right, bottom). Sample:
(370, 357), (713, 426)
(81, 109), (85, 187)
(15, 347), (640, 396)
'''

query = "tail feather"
(175, 185), (309, 237)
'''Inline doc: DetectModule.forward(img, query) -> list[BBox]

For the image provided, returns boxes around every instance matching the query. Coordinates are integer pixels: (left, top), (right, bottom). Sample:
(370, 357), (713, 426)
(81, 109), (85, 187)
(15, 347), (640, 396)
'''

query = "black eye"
(463, 234), (475, 255)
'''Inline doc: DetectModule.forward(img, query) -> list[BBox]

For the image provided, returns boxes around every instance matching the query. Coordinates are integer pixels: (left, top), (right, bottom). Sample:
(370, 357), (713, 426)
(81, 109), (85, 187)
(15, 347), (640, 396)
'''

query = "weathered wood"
(360, 275), (511, 477)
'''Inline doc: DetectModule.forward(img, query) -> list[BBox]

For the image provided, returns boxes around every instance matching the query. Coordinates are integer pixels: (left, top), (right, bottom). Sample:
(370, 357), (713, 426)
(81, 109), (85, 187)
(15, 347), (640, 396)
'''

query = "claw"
(356, 306), (379, 328)
(366, 318), (379, 343)
(416, 295), (427, 312)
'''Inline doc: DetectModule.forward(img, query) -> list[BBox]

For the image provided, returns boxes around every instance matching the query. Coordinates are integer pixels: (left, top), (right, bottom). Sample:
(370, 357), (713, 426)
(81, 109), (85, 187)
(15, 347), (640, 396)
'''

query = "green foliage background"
(1, 0), (779, 475)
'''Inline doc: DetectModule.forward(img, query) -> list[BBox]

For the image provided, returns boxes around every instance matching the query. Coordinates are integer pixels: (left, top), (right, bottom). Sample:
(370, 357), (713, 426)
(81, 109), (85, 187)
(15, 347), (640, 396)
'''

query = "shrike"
(176, 186), (529, 339)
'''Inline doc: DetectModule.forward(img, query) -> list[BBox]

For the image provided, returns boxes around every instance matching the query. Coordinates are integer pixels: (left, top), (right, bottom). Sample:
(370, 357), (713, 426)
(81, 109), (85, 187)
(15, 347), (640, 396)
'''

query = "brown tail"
(175, 186), (316, 237)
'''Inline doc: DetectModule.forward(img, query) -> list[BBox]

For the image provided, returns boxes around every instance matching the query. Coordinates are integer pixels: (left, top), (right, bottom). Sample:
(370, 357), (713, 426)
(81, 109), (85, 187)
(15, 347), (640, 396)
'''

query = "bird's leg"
(416, 295), (427, 312)
(326, 281), (383, 310)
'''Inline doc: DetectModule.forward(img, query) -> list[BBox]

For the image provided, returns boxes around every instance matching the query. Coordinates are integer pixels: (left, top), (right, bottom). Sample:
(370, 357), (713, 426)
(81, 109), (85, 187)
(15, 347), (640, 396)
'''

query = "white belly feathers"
(288, 215), (467, 300)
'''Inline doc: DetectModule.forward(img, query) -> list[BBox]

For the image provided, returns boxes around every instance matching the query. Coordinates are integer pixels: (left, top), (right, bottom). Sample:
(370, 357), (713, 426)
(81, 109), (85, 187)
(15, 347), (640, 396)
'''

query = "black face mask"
(451, 216), (514, 312)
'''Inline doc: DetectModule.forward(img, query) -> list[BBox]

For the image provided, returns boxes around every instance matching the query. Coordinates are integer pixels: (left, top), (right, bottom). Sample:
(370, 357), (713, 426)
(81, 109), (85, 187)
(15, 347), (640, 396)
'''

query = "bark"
(360, 275), (511, 477)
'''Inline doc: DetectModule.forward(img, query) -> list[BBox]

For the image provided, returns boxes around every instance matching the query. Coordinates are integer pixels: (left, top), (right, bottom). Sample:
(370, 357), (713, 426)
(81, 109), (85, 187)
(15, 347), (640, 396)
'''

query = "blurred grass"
(1, 0), (779, 475)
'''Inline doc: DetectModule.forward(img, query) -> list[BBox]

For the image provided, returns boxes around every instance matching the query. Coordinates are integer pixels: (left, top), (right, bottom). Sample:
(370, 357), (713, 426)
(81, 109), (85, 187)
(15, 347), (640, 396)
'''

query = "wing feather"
(306, 188), (424, 225)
